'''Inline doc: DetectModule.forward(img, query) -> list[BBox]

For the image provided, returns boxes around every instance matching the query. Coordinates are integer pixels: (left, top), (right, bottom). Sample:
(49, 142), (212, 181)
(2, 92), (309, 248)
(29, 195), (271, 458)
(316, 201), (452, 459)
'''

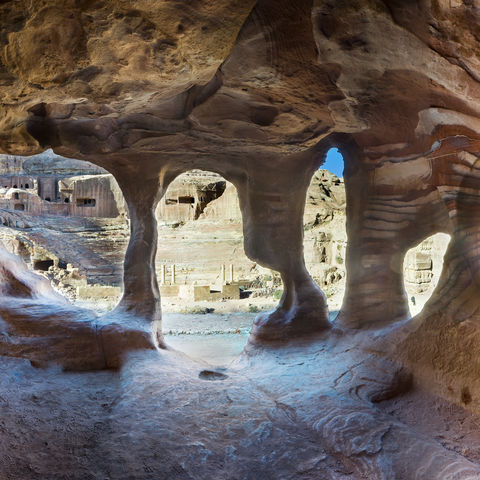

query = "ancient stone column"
(220, 264), (225, 283)
(160, 264), (166, 285)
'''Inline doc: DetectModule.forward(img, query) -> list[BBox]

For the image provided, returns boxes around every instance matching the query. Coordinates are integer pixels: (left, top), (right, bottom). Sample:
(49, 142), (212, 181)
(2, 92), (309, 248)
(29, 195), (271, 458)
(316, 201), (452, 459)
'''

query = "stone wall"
(59, 174), (126, 218)
(200, 183), (242, 221)
(404, 233), (451, 295)
(0, 174), (125, 218)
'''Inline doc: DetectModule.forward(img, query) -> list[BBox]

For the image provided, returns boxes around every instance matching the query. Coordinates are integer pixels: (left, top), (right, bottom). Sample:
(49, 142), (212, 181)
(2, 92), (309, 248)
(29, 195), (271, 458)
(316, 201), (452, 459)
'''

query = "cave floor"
(0, 328), (479, 480)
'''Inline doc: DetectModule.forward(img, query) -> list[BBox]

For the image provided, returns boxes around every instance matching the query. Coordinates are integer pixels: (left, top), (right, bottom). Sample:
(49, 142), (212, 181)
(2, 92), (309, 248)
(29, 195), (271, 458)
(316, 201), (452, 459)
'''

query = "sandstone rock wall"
(0, 149), (106, 176)
(200, 182), (242, 221)
(58, 174), (126, 218)
(1, 5), (480, 476)
(0, 173), (125, 218)
(404, 233), (451, 295)
(156, 170), (226, 223)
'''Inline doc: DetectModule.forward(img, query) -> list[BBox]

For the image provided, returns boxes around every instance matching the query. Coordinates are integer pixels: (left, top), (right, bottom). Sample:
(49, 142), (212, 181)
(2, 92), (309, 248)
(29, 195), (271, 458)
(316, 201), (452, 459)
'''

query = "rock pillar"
(230, 149), (330, 341)
(114, 174), (164, 342)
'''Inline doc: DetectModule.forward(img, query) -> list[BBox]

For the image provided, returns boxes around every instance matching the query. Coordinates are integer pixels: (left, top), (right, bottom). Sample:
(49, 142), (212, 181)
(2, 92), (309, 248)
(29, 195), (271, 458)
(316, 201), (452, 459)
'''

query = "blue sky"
(321, 148), (344, 177)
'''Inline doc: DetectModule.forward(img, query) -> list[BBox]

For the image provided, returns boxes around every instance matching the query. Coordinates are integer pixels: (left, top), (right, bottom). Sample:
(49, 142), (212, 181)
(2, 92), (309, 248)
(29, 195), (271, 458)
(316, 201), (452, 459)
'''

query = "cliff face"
(0, 149), (106, 176)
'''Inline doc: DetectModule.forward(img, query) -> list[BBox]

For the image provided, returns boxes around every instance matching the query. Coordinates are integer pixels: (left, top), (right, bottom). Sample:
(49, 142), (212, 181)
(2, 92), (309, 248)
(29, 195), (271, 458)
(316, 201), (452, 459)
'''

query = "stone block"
(179, 284), (211, 301)
(160, 285), (180, 297)
(221, 283), (240, 300)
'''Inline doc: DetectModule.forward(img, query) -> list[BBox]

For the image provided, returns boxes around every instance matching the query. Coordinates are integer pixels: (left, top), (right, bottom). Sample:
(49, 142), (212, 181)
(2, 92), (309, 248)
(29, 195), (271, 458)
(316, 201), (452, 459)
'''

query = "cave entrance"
(304, 148), (347, 319)
(157, 169), (274, 366)
(403, 232), (450, 316)
(34, 259), (54, 271)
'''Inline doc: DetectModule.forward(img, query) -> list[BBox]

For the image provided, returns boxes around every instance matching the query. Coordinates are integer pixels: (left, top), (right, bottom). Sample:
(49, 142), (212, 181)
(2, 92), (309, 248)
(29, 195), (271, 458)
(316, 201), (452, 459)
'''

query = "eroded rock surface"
(1, 1), (480, 477)
(0, 244), (156, 370)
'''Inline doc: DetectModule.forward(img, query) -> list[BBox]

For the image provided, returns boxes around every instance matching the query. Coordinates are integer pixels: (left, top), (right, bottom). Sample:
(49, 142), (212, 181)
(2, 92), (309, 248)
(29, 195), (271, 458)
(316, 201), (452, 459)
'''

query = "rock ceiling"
(0, 0), (478, 159)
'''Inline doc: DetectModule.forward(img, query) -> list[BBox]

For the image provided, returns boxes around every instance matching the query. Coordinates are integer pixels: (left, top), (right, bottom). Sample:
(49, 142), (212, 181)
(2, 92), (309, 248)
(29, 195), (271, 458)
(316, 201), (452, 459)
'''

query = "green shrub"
(181, 306), (214, 314)
(273, 289), (283, 300)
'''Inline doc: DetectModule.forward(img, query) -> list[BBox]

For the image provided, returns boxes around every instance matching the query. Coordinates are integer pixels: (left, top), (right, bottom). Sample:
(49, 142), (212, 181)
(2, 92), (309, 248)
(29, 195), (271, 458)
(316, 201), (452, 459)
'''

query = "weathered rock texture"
(1, 1), (480, 477)
(157, 170), (226, 222)
(0, 243), (155, 370)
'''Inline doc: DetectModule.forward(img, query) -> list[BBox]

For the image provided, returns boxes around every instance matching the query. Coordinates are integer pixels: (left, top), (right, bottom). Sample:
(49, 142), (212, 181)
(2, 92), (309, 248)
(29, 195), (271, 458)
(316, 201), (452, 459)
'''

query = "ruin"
(1, 1), (480, 478)
(157, 170), (227, 222)
(0, 151), (125, 217)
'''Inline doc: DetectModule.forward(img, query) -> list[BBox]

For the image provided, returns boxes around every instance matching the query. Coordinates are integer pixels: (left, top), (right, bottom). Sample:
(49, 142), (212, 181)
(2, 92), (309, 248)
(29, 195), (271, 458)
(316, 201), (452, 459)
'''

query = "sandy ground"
(73, 283), (346, 315)
(162, 310), (341, 367)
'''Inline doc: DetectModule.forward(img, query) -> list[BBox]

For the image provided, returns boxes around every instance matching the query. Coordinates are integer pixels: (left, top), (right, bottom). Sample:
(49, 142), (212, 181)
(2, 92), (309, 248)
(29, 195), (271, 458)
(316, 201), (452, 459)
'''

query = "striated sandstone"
(1, 1), (480, 477)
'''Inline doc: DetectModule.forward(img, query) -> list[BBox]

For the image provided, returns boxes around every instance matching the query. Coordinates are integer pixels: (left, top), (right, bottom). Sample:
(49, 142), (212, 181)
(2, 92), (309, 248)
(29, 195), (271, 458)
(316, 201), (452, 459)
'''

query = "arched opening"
(157, 170), (272, 366)
(0, 150), (129, 312)
(322, 147), (345, 178)
(403, 233), (451, 316)
(304, 148), (346, 320)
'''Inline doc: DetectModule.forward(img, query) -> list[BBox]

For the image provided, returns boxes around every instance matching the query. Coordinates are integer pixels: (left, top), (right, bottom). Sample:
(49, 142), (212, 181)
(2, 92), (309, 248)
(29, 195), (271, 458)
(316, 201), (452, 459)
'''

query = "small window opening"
(33, 259), (54, 271)
(13, 192), (19, 200)
(64, 198), (70, 203)
(165, 198), (178, 205)
(25, 183), (29, 189)
(14, 204), (25, 211)
(321, 148), (344, 178)
(13, 184), (17, 188)
(45, 197), (51, 202)
(403, 233), (450, 316)
(58, 260), (68, 269)
(178, 196), (195, 204)
(76, 198), (96, 207)
(20, 184), (23, 188)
